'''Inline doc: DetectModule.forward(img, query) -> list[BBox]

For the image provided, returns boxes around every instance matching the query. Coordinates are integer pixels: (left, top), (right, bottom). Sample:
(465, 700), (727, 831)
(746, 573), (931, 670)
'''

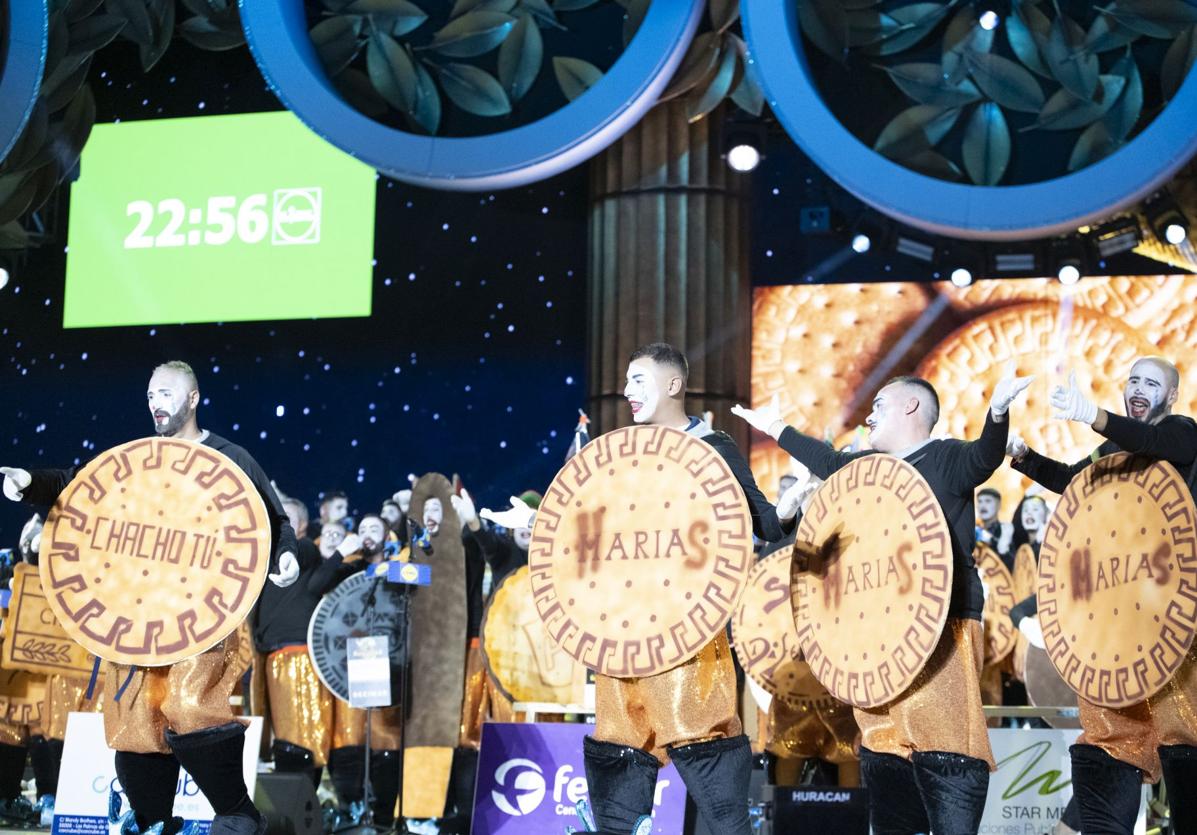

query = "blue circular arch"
(0, 0), (49, 163)
(240, 0), (703, 191)
(741, 1), (1197, 240)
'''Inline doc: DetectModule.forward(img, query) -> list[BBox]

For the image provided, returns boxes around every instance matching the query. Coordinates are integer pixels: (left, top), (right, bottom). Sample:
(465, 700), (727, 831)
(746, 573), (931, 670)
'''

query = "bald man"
(1009, 356), (1197, 835)
(735, 368), (1032, 835)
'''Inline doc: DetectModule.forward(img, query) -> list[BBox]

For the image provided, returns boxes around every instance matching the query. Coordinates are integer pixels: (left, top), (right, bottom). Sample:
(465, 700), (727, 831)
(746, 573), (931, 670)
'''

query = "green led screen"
(64, 111), (376, 328)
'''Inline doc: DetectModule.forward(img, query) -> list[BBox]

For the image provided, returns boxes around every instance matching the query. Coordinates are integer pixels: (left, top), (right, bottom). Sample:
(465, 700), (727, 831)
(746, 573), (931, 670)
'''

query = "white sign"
(981, 728), (1146, 835)
(347, 635), (391, 708)
(52, 713), (263, 835)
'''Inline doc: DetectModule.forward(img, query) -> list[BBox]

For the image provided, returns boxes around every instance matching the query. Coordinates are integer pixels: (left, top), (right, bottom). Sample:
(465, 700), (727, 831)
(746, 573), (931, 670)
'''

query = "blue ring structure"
(0, 0), (49, 163)
(240, 0), (703, 190)
(741, 1), (1197, 240)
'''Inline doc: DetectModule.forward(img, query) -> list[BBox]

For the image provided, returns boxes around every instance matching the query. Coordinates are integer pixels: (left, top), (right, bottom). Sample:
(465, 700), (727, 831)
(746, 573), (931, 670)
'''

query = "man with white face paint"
(1009, 356), (1197, 835)
(0, 360), (299, 835)
(734, 364), (1033, 835)
(975, 487), (1013, 562)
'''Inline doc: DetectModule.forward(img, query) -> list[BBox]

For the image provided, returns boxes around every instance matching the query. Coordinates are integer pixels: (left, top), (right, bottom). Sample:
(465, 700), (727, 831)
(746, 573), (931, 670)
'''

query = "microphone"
(407, 519), (434, 557)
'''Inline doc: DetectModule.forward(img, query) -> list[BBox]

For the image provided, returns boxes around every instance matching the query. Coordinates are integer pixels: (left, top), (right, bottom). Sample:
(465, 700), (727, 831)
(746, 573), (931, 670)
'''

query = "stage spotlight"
(722, 121), (767, 174)
(1058, 263), (1080, 284)
(0, 267), (8, 291)
(950, 267), (973, 287)
(727, 143), (761, 172)
(1146, 197), (1190, 246)
(979, 10), (1000, 29)
(1165, 220), (1188, 245)
(1050, 236), (1088, 285)
(852, 233), (871, 253)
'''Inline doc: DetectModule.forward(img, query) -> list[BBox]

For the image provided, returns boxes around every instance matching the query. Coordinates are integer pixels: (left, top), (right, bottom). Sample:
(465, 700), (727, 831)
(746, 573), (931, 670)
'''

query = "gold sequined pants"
(595, 633), (742, 765)
(331, 699), (403, 752)
(103, 636), (243, 754)
(43, 674), (103, 741)
(266, 647), (333, 767)
(1077, 646), (1197, 783)
(0, 669), (47, 744)
(854, 619), (995, 768)
(766, 694), (859, 765)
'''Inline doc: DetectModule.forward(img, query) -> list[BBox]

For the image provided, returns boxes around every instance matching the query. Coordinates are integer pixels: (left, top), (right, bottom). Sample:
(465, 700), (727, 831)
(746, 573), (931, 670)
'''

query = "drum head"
(975, 544), (1018, 665)
(1039, 453), (1197, 708)
(40, 438), (271, 666)
(530, 425), (754, 677)
(732, 549), (810, 707)
(1025, 643), (1080, 728)
(793, 454), (953, 708)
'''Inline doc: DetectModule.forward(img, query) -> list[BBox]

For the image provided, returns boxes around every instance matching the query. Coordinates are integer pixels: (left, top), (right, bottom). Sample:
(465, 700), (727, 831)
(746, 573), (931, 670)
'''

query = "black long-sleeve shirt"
(470, 524), (528, 596)
(776, 412), (1009, 620)
(253, 537), (349, 652)
(688, 419), (790, 544)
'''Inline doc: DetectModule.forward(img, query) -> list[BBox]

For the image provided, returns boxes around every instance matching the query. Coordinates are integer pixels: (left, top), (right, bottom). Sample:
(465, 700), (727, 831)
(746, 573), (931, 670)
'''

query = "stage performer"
(733, 365), (1032, 835)
(1008, 357), (1197, 834)
(0, 360), (299, 835)
(577, 342), (804, 835)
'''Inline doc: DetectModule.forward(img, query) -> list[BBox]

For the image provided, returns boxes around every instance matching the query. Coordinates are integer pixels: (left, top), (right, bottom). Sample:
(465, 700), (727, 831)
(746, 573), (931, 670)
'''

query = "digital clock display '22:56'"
(123, 188), (323, 249)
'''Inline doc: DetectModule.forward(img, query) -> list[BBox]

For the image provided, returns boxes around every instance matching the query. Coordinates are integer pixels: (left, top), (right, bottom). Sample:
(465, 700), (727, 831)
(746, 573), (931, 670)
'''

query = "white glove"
(1007, 432), (1028, 460)
(980, 577), (991, 603)
(1, 468), (31, 502)
(730, 393), (785, 439)
(268, 551), (299, 587)
(29, 532), (41, 557)
(393, 489), (412, 514)
(481, 496), (536, 530)
(990, 362), (1035, 417)
(1019, 615), (1046, 650)
(776, 477), (818, 523)
(1050, 370), (1098, 425)
(450, 489), (478, 530)
(336, 533), (361, 557)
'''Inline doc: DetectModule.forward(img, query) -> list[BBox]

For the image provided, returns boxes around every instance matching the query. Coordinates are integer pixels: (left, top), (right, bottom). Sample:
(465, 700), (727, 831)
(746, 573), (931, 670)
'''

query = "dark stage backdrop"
(0, 39), (590, 539)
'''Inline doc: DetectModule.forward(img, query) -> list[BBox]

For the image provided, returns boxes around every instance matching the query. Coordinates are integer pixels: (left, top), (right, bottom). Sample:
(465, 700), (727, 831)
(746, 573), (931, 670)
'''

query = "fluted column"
(586, 101), (752, 449)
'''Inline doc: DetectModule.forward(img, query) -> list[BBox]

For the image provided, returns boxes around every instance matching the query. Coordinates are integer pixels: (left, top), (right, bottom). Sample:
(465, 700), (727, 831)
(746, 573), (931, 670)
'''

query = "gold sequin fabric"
(854, 619), (995, 768)
(459, 640), (487, 749)
(594, 633), (742, 765)
(765, 693), (859, 764)
(103, 635), (242, 754)
(331, 699), (403, 751)
(44, 674), (103, 740)
(1078, 646), (1197, 783)
(266, 647), (333, 766)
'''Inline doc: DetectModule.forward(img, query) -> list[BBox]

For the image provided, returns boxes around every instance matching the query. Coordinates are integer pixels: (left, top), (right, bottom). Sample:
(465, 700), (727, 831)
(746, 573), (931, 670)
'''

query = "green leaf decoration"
(710, 0), (740, 31)
(411, 60), (442, 133)
(46, 13), (70, 74)
(0, 221), (31, 250)
(883, 63), (984, 106)
(840, 0), (884, 8)
(426, 11), (516, 58)
(962, 101), (1010, 185)
(436, 62), (512, 116)
(874, 104), (961, 158)
(1007, 2), (1052, 78)
(450, 0), (518, 17)
(1103, 0), (1197, 38)
(66, 13), (126, 55)
(553, 0), (600, 9)
(498, 12), (543, 102)
(178, 16), (247, 50)
(1, 99), (48, 173)
(730, 67), (766, 117)
(1161, 24), (1197, 100)
(105, 0), (154, 46)
(42, 55), (92, 112)
(870, 3), (952, 56)
(943, 8), (995, 84)
(661, 32), (722, 102)
(333, 67), (389, 117)
(366, 29), (417, 112)
(0, 174), (38, 226)
(1102, 51), (1143, 141)
(21, 159), (63, 220)
(622, 0), (649, 46)
(140, 0), (175, 72)
(686, 38), (737, 122)
(798, 0), (847, 60)
(1027, 73), (1125, 130)
(522, 0), (563, 29)
(967, 51), (1045, 112)
(553, 56), (603, 101)
(346, 0), (428, 36)
(312, 16), (363, 76)
(903, 147), (964, 179)
(1068, 120), (1117, 170)
(65, 0), (106, 23)
(843, 9), (901, 47)
(1084, 14), (1140, 52)
(1045, 13), (1099, 99)
(58, 83), (96, 173)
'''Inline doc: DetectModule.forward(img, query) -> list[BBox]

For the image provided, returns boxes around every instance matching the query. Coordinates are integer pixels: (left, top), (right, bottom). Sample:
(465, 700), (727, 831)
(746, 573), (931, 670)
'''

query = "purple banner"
(473, 723), (685, 834)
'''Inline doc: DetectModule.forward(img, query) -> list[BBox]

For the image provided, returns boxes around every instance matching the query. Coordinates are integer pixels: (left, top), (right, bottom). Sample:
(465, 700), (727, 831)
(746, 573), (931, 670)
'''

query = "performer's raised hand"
(392, 488), (412, 514)
(481, 496), (536, 530)
(1006, 432), (1028, 461)
(776, 475), (819, 522)
(990, 362), (1034, 417)
(1019, 615), (1046, 650)
(0, 467), (30, 502)
(731, 393), (785, 439)
(336, 533), (361, 557)
(451, 488), (480, 531)
(1051, 370), (1098, 424)
(269, 551), (299, 587)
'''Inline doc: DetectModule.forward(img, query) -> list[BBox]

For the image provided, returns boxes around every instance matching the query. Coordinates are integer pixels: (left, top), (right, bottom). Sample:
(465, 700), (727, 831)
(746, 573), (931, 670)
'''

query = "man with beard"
(734, 364), (1033, 835)
(1008, 357), (1197, 834)
(578, 343), (806, 835)
(0, 360), (298, 835)
(975, 487), (1013, 564)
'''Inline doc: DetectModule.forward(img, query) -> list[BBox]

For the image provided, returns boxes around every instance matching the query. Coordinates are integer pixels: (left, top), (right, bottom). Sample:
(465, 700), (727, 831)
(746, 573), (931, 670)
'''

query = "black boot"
(167, 724), (264, 835)
(582, 737), (659, 834)
(114, 750), (181, 832)
(369, 749), (401, 827)
(29, 736), (57, 799)
(859, 748), (930, 835)
(271, 741), (320, 787)
(328, 746), (366, 807)
(665, 735), (752, 835)
(1160, 744), (1197, 835)
(440, 747), (478, 833)
(911, 751), (989, 835)
(1060, 795), (1082, 831)
(0, 743), (26, 802)
(1069, 744), (1142, 835)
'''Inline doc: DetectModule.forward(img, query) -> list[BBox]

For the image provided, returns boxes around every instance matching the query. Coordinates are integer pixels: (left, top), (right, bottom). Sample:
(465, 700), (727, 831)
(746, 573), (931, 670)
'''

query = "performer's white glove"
(990, 362), (1035, 417)
(481, 497), (537, 530)
(1019, 615), (1046, 650)
(1051, 370), (1098, 425)
(29, 532), (41, 557)
(450, 489), (480, 531)
(269, 551), (299, 587)
(336, 533), (361, 557)
(730, 394), (786, 439)
(393, 489), (412, 514)
(980, 578), (990, 603)
(0, 468), (31, 502)
(776, 477), (818, 523)
(1006, 432), (1028, 461)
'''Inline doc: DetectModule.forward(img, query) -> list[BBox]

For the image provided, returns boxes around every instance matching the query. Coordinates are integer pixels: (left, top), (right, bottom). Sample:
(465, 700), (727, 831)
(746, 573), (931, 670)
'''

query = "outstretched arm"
(730, 395), (860, 479)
